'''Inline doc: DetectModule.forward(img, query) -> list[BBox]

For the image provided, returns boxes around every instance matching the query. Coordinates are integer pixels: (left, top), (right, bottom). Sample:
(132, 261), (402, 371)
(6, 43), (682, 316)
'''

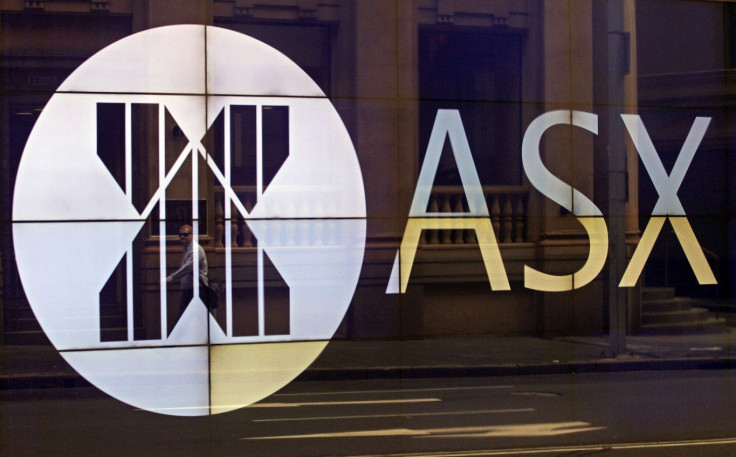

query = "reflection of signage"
(27, 75), (59, 87)
(388, 110), (716, 293)
(13, 25), (366, 416)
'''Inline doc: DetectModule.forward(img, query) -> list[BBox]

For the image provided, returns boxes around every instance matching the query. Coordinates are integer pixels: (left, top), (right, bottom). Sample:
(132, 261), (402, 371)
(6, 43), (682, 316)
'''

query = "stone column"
(535, 0), (603, 335)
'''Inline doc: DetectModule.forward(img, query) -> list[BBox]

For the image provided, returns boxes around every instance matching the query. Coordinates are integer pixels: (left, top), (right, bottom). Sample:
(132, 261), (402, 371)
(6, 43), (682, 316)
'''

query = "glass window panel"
(1, 1), (736, 455)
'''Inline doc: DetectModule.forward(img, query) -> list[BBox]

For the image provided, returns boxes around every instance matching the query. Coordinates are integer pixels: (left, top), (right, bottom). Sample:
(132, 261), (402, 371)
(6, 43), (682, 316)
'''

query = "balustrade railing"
(214, 187), (254, 247)
(212, 186), (347, 248)
(421, 186), (528, 245)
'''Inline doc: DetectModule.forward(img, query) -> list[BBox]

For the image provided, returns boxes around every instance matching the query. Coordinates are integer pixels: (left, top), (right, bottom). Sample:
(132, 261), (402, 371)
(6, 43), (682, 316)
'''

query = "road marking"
(510, 391), (561, 398)
(690, 346), (723, 352)
(137, 398), (439, 412)
(135, 386), (513, 412)
(418, 422), (606, 438)
(243, 421), (605, 440)
(274, 386), (514, 397)
(347, 437), (736, 456)
(253, 408), (535, 422)
(248, 398), (441, 408)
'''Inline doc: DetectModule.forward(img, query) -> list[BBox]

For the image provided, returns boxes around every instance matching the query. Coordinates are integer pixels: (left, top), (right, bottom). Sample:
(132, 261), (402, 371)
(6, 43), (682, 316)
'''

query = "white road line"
(249, 398), (441, 408)
(253, 408), (535, 423)
(243, 421), (605, 440)
(138, 391), (489, 412)
(274, 386), (514, 397)
(137, 398), (440, 412)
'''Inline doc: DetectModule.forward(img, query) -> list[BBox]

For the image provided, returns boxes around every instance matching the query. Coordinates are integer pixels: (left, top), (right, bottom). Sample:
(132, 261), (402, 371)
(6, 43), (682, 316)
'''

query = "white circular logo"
(13, 25), (366, 416)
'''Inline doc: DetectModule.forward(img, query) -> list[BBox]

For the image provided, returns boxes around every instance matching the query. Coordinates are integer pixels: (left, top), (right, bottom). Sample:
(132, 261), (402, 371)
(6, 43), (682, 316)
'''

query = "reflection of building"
(635, 0), (735, 305)
(1, 0), (733, 345)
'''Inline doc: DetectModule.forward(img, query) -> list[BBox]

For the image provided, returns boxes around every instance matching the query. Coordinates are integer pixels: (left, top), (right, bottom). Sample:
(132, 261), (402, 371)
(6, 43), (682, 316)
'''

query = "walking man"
(167, 224), (209, 315)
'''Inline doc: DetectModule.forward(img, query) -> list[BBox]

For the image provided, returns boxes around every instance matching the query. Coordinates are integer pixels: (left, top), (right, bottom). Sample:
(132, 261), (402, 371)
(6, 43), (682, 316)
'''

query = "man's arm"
(167, 249), (193, 283)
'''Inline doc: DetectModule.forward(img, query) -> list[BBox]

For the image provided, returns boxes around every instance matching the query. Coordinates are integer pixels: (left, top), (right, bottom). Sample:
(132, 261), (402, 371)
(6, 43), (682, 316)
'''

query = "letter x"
(619, 115), (716, 286)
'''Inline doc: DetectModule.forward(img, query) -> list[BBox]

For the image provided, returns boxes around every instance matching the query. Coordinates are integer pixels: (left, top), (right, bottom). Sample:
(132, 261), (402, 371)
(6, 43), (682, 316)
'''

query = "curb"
(297, 357), (736, 381)
(6, 357), (736, 390)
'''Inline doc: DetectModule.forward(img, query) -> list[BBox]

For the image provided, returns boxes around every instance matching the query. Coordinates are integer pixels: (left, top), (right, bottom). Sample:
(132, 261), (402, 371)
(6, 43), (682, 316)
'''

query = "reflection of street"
(4, 370), (736, 456)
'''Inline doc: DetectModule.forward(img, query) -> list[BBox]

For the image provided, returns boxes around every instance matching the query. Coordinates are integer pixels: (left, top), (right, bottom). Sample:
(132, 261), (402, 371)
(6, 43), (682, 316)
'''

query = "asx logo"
(13, 25), (365, 416)
(388, 110), (716, 293)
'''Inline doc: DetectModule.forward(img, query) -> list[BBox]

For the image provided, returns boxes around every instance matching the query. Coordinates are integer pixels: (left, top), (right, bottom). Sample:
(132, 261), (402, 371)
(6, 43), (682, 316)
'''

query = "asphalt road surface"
(3, 370), (736, 456)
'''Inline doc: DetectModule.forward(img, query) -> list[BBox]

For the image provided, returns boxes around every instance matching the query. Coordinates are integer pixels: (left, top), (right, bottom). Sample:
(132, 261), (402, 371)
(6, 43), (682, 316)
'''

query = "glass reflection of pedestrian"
(166, 224), (208, 316)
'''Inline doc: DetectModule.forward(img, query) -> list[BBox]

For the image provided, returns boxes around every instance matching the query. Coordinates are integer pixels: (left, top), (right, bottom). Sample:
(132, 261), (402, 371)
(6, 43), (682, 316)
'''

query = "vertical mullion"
(257, 246), (265, 336)
(125, 103), (132, 203)
(256, 104), (263, 200)
(126, 250), (134, 341)
(256, 105), (265, 336)
(125, 102), (134, 341)
(225, 105), (234, 337)
(192, 146), (200, 300)
(159, 103), (167, 338)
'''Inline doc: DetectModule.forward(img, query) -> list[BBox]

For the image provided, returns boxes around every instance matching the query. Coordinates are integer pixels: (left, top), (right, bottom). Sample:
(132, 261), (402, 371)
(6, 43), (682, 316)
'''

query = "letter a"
(386, 110), (509, 294)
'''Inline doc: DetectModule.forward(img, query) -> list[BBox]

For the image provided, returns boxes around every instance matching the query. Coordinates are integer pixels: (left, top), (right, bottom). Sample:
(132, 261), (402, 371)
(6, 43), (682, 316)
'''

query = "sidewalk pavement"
(2, 330), (736, 389)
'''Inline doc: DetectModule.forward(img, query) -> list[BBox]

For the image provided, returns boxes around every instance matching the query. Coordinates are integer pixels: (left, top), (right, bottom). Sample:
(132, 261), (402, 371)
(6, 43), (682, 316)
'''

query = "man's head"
(178, 224), (193, 246)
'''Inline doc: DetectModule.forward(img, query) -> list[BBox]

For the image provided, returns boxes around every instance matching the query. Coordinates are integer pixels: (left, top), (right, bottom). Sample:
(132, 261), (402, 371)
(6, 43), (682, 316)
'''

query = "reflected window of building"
(727, 3), (736, 69)
(635, 0), (729, 301)
(418, 30), (523, 186)
(212, 21), (332, 96)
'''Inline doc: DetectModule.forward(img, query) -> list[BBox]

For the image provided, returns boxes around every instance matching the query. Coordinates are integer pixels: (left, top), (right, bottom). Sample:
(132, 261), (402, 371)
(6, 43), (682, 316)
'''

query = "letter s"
(521, 110), (608, 291)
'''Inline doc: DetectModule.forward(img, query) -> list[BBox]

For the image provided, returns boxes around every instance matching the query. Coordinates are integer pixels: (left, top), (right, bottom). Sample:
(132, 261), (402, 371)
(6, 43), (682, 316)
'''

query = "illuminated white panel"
(206, 96), (366, 219)
(13, 25), (366, 416)
(58, 25), (206, 94)
(243, 219), (366, 340)
(62, 346), (210, 417)
(13, 94), (206, 222)
(13, 221), (143, 350)
(206, 26), (323, 97)
(210, 341), (328, 415)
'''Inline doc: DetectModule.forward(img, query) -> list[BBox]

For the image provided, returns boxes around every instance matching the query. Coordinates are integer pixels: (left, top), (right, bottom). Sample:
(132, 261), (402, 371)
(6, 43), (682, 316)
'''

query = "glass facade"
(2, 0), (736, 454)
